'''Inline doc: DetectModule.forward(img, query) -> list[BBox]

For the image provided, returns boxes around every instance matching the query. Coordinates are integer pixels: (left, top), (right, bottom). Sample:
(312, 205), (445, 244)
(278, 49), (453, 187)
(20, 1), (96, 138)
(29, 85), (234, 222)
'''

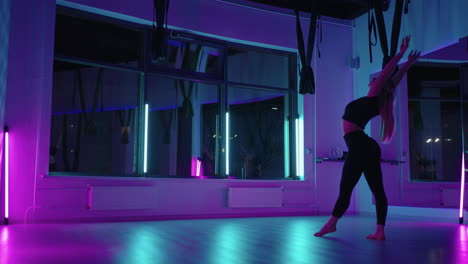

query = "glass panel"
(201, 101), (221, 177)
(408, 100), (462, 181)
(151, 39), (221, 76)
(49, 61), (139, 175)
(407, 66), (460, 98)
(55, 14), (141, 67)
(462, 66), (468, 99)
(146, 75), (220, 177)
(228, 87), (286, 179)
(228, 48), (289, 88)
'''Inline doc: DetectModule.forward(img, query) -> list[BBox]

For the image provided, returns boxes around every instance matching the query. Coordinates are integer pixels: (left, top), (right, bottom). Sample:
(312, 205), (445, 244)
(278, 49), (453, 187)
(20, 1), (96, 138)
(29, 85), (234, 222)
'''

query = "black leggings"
(332, 131), (388, 225)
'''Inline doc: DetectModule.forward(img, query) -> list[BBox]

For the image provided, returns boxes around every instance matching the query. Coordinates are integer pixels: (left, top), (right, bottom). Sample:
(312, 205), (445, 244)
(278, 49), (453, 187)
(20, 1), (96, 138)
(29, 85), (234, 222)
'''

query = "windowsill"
(409, 179), (461, 183)
(45, 173), (302, 181)
(316, 158), (405, 165)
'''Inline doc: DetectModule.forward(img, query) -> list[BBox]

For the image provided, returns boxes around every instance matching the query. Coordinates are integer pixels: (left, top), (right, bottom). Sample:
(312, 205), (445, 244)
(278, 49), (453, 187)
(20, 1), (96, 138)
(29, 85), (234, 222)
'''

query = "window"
(228, 88), (287, 179)
(50, 10), (301, 180)
(150, 38), (222, 78)
(50, 61), (140, 175)
(228, 48), (289, 88)
(145, 75), (221, 177)
(407, 64), (463, 182)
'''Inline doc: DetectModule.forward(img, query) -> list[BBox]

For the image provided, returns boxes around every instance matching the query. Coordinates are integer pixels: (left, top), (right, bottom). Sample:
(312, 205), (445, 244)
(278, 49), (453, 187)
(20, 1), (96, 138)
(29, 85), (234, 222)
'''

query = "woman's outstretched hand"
(407, 50), (421, 64)
(399, 36), (410, 55)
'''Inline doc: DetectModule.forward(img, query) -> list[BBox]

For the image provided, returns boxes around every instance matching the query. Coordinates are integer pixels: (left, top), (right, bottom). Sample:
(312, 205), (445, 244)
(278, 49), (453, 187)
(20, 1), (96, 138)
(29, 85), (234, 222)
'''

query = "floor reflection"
(456, 225), (468, 263)
(0, 216), (465, 264)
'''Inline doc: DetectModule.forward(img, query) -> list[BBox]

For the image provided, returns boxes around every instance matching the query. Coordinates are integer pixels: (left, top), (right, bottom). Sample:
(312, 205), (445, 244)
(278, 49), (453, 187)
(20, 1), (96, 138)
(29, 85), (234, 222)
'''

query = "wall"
(423, 37), (468, 61)
(4, 0), (355, 223)
(0, 0), (11, 221)
(5, 0), (56, 224)
(314, 22), (355, 213)
(352, 0), (468, 214)
(58, 0), (303, 50)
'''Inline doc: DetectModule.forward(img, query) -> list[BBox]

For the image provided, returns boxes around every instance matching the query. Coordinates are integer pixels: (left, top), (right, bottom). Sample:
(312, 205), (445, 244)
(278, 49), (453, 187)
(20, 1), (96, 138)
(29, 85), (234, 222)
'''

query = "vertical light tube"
(225, 112), (229, 176)
(295, 118), (299, 178)
(196, 159), (201, 177)
(143, 104), (149, 173)
(295, 117), (304, 179)
(284, 120), (290, 178)
(4, 130), (9, 222)
(298, 117), (304, 179)
(460, 151), (465, 224)
(215, 115), (219, 175)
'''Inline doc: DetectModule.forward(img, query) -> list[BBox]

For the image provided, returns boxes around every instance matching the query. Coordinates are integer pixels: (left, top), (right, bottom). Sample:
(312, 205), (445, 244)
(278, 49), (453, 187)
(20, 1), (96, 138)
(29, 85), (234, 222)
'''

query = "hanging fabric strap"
(295, 1), (319, 95)
(404, 0), (410, 14)
(389, 0), (404, 57)
(118, 108), (134, 144)
(316, 16), (322, 59)
(373, 0), (405, 68)
(159, 102), (173, 144)
(78, 68), (104, 136)
(368, 1), (378, 63)
(62, 115), (70, 172)
(91, 68), (104, 114)
(373, 0), (390, 67)
(152, 0), (170, 62)
(76, 69), (88, 123)
(72, 114), (82, 172)
(178, 80), (194, 118)
(62, 70), (85, 172)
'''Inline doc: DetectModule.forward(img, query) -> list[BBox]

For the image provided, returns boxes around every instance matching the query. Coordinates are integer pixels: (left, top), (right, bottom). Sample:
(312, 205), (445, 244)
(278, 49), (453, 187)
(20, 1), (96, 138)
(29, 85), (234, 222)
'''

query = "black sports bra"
(342, 96), (379, 129)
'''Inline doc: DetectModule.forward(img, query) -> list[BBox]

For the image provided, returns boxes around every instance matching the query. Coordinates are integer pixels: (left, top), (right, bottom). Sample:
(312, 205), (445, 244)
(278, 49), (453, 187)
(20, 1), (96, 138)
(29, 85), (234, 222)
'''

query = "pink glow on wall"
(191, 158), (196, 176)
(457, 225), (468, 263)
(460, 151), (466, 223)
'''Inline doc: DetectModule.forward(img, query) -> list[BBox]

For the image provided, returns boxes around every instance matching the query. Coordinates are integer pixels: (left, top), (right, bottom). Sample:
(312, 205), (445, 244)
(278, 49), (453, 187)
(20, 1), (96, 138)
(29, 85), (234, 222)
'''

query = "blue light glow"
(211, 225), (245, 264)
(295, 117), (304, 179)
(118, 228), (164, 264)
(280, 221), (315, 263)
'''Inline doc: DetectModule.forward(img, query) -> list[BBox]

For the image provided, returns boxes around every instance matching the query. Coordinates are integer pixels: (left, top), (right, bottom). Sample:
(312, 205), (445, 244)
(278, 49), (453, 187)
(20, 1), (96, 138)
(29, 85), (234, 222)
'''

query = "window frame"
(49, 6), (302, 180)
(406, 62), (465, 183)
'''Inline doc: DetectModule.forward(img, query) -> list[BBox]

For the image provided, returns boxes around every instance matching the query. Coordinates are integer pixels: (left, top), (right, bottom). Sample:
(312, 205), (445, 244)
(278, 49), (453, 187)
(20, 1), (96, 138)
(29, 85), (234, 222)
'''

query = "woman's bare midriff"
(342, 119), (363, 135)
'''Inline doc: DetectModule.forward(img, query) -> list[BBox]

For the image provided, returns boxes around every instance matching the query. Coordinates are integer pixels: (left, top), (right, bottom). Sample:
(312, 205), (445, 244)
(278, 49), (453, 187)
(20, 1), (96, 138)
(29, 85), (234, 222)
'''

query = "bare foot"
(366, 233), (385, 240)
(314, 223), (337, 237)
(366, 225), (385, 240)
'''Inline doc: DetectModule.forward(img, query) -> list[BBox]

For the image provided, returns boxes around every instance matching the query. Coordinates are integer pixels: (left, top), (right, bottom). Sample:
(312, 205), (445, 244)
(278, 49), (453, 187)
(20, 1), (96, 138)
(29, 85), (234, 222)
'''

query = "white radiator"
(228, 187), (283, 208)
(440, 188), (464, 207)
(88, 186), (157, 210)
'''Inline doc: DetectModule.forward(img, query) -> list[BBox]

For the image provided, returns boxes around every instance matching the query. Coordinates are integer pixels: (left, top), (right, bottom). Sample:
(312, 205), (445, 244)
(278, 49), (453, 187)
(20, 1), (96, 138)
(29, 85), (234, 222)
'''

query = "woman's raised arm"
(368, 36), (410, 97)
(391, 50), (421, 86)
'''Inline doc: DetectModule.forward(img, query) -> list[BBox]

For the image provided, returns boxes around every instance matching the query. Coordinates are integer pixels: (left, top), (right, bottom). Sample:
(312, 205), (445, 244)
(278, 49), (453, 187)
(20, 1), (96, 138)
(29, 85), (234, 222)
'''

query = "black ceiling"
(243, 0), (373, 20)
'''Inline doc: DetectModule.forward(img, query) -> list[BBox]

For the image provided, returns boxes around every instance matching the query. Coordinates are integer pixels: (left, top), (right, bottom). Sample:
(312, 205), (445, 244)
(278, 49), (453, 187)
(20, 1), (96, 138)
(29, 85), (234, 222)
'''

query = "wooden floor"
(0, 215), (466, 264)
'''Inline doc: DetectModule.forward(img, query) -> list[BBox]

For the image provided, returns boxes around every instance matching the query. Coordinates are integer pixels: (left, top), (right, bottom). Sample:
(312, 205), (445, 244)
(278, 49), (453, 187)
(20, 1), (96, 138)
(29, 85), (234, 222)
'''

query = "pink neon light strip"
(460, 151), (465, 219)
(196, 160), (201, 177)
(4, 131), (9, 219)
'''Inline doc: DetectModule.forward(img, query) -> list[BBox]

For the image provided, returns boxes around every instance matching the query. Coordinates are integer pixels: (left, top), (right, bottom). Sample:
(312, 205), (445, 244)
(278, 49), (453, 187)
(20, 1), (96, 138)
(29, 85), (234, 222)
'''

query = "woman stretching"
(314, 36), (421, 240)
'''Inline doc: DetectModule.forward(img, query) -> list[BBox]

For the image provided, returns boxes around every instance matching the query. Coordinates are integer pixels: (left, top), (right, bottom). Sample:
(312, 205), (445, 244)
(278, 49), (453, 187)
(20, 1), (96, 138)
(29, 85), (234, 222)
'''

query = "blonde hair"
(379, 82), (396, 143)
